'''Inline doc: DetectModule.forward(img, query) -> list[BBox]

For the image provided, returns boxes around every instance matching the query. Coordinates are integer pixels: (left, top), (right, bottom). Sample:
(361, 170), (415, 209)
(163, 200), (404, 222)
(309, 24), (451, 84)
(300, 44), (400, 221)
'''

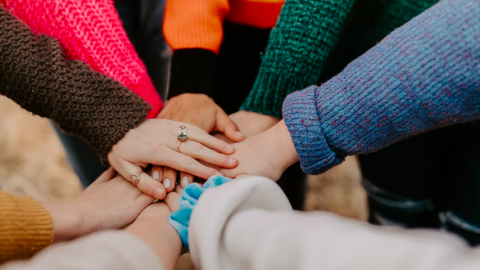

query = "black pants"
(360, 122), (480, 245)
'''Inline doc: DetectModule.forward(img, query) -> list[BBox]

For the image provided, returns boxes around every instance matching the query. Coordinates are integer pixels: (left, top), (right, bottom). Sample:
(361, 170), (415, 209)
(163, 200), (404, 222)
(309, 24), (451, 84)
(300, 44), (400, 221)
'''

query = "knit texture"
(168, 49), (218, 99)
(319, 0), (439, 81)
(241, 0), (356, 118)
(1, 0), (162, 118)
(0, 191), (53, 263)
(0, 6), (151, 163)
(283, 0), (480, 174)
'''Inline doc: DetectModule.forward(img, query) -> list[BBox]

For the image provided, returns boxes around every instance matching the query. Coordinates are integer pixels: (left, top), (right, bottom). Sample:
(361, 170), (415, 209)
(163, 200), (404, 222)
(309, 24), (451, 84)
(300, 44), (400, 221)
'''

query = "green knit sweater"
(240, 0), (439, 119)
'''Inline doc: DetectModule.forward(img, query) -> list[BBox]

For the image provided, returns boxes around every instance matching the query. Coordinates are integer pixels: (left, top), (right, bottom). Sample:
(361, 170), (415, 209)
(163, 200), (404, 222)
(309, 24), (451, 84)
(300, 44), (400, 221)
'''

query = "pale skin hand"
(220, 120), (299, 181)
(42, 168), (154, 243)
(125, 192), (182, 270)
(229, 110), (280, 138)
(154, 94), (244, 191)
(108, 119), (238, 200)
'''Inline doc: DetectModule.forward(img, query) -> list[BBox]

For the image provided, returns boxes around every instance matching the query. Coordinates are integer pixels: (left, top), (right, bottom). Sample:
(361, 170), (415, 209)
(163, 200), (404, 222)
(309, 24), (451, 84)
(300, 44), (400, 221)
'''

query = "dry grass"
(0, 96), (82, 202)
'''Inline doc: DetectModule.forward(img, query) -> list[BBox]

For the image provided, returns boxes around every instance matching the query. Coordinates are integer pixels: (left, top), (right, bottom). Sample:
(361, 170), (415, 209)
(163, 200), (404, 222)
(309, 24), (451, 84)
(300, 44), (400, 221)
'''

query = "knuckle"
(181, 156), (196, 168)
(192, 143), (203, 154)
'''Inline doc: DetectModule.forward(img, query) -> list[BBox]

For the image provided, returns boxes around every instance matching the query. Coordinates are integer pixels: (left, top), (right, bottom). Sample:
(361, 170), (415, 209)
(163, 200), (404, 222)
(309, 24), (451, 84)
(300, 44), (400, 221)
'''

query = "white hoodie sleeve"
(189, 176), (480, 270)
(0, 231), (164, 270)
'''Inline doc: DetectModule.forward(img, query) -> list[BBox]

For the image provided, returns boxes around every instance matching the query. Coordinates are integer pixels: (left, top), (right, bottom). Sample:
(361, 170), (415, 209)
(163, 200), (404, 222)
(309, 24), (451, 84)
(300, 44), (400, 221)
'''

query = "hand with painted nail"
(108, 119), (238, 200)
(43, 168), (155, 242)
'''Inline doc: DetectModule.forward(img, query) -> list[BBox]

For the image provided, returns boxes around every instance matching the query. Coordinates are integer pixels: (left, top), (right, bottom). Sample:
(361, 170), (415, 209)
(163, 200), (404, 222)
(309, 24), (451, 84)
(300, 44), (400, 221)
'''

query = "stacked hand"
(108, 118), (238, 200)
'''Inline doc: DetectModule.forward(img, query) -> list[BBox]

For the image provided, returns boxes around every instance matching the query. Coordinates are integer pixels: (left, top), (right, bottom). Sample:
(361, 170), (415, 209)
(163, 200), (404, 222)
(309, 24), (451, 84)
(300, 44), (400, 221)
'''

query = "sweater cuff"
(167, 49), (218, 99)
(282, 86), (344, 175)
(0, 191), (53, 263)
(240, 67), (286, 119)
(169, 176), (232, 250)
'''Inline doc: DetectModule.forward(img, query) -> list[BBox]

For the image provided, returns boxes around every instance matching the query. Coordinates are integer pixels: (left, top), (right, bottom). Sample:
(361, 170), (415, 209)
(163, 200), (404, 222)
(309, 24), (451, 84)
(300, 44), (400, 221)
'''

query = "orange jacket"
(164, 0), (284, 54)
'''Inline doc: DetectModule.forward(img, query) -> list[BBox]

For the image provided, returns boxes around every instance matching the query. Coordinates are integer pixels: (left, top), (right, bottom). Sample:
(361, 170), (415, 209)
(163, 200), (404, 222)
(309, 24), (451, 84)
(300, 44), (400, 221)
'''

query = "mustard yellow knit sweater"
(0, 190), (53, 263)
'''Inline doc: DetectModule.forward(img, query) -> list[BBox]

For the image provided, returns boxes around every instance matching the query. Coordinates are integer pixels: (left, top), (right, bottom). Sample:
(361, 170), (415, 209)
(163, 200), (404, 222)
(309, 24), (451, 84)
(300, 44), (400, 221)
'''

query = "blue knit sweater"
(283, 0), (480, 175)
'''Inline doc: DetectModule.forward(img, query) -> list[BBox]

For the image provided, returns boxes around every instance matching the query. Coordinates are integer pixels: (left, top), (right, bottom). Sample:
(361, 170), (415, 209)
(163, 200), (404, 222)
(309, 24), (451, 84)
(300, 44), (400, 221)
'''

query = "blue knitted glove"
(169, 175), (232, 250)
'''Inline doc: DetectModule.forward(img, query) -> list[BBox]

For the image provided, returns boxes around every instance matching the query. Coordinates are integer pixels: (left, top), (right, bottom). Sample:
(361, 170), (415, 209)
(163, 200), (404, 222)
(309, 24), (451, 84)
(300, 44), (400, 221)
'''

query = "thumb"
(215, 111), (244, 142)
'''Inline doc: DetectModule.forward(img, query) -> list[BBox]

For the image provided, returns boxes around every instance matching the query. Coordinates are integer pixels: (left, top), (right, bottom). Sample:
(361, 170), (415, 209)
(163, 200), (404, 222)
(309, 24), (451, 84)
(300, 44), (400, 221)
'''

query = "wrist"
(42, 202), (83, 242)
(126, 219), (181, 270)
(269, 120), (299, 170)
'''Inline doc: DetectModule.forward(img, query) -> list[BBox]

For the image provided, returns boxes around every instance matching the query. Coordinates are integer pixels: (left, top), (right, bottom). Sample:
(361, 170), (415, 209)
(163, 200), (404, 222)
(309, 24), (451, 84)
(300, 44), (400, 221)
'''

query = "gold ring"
(178, 125), (188, 141)
(130, 170), (142, 186)
(177, 125), (188, 152)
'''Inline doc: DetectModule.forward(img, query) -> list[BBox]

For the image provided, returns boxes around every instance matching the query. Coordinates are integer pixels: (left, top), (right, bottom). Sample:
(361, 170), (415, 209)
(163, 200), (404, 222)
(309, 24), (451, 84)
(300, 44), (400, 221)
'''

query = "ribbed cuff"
(282, 86), (344, 175)
(168, 49), (217, 99)
(0, 191), (53, 263)
(240, 67), (286, 119)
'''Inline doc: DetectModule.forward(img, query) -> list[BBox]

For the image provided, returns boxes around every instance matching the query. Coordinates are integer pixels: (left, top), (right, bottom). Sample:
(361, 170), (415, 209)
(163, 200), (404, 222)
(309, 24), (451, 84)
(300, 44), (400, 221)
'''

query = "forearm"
(164, 0), (229, 99)
(240, 0), (356, 118)
(41, 203), (82, 243)
(0, 6), (150, 163)
(2, 0), (162, 117)
(283, 0), (480, 174)
(126, 219), (181, 270)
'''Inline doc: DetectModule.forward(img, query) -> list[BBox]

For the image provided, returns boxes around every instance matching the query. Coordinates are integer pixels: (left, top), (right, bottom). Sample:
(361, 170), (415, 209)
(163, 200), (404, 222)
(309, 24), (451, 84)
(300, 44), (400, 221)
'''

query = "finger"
(178, 123), (235, 155)
(134, 193), (156, 211)
(179, 140), (238, 169)
(90, 167), (115, 186)
(164, 192), (180, 212)
(151, 165), (163, 182)
(215, 112), (244, 142)
(179, 172), (193, 188)
(175, 184), (183, 194)
(162, 167), (176, 192)
(113, 157), (166, 200)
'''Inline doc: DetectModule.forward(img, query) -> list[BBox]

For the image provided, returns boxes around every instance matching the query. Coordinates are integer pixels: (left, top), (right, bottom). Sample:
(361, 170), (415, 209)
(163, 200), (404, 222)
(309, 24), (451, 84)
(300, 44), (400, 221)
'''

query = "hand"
(125, 193), (182, 270)
(42, 168), (154, 242)
(220, 120), (299, 181)
(159, 94), (244, 141)
(155, 94), (244, 191)
(108, 119), (238, 200)
(229, 110), (280, 138)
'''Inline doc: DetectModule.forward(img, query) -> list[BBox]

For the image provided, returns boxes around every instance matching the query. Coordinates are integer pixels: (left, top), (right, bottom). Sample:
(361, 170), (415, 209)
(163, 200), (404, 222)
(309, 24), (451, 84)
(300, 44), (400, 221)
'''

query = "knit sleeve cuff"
(282, 86), (344, 175)
(169, 176), (232, 250)
(167, 49), (218, 99)
(240, 67), (286, 119)
(0, 191), (53, 262)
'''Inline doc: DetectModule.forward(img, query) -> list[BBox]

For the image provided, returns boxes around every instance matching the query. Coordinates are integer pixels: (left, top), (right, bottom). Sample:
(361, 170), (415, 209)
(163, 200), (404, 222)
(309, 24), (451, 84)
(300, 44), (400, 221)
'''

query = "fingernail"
(228, 157), (237, 164)
(227, 144), (234, 150)
(152, 171), (159, 180)
(164, 178), (171, 188)
(154, 188), (164, 199)
(236, 131), (243, 137)
(215, 171), (224, 176)
(181, 176), (190, 187)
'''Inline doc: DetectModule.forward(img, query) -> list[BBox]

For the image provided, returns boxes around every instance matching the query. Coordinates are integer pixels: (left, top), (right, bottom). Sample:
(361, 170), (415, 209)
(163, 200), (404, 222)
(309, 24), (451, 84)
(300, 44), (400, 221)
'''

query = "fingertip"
(225, 128), (244, 143)
(154, 186), (166, 200)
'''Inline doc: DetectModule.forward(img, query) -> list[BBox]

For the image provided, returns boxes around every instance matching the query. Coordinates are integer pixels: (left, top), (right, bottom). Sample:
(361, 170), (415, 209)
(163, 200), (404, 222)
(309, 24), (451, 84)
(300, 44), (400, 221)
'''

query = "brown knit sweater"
(0, 6), (151, 263)
(0, 5), (151, 163)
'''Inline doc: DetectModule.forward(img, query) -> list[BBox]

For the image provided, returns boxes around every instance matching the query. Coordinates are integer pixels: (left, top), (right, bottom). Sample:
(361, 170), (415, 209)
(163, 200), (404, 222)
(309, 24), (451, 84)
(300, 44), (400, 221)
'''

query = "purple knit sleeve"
(283, 0), (480, 175)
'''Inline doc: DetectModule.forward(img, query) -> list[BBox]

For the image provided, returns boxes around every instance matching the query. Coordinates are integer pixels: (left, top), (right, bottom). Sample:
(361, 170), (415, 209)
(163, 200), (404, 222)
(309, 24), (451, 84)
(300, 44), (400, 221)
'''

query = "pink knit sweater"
(1, 0), (163, 118)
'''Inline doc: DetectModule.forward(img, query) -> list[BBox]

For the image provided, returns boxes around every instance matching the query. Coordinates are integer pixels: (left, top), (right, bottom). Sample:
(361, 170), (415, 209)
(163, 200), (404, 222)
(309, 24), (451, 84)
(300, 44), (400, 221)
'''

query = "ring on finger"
(130, 170), (142, 186)
(177, 125), (188, 152)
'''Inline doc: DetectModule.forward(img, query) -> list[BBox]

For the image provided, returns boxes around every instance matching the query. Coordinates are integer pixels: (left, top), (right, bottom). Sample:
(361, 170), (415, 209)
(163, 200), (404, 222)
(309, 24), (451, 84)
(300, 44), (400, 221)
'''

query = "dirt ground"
(0, 94), (367, 269)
